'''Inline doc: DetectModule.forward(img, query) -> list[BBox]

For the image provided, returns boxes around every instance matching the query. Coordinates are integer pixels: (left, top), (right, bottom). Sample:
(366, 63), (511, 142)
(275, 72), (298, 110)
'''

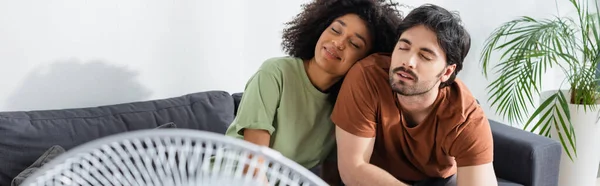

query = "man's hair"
(396, 4), (471, 88)
(281, 0), (404, 60)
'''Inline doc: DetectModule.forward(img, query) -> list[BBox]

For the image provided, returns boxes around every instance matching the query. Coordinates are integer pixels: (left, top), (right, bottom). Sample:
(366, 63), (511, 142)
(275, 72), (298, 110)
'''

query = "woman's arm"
(228, 61), (284, 183)
(241, 129), (271, 183)
(243, 129), (271, 146)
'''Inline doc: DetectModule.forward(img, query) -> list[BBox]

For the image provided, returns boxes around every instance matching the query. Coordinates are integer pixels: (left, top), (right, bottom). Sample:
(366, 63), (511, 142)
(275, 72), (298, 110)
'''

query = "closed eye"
(331, 27), (340, 34)
(350, 41), (360, 49)
(421, 54), (432, 61)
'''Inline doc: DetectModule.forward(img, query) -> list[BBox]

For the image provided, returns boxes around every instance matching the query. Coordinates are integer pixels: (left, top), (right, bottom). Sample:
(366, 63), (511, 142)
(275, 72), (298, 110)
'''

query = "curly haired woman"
(225, 0), (403, 183)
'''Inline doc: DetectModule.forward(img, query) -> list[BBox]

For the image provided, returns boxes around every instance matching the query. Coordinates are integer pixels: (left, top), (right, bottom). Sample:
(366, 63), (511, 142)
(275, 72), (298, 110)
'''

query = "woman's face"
(313, 13), (372, 77)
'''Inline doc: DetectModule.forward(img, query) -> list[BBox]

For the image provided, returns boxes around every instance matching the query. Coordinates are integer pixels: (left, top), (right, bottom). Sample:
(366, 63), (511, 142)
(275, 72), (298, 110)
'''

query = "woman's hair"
(281, 0), (404, 103)
(281, 0), (404, 60)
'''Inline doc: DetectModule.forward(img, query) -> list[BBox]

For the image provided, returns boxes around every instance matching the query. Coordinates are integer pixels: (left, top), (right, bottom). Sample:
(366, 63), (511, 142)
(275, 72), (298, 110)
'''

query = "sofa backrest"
(0, 90), (235, 186)
(232, 92), (243, 116)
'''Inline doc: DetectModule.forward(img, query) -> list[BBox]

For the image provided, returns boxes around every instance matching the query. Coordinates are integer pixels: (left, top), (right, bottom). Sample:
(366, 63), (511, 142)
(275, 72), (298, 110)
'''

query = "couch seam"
(0, 93), (233, 122)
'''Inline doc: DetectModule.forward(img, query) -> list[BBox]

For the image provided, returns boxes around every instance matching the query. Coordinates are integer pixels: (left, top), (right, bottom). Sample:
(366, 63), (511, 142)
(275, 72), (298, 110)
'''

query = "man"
(331, 4), (498, 186)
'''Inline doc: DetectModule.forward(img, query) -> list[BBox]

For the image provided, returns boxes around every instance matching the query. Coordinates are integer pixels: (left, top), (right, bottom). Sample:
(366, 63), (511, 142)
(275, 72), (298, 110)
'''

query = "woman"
(225, 0), (402, 182)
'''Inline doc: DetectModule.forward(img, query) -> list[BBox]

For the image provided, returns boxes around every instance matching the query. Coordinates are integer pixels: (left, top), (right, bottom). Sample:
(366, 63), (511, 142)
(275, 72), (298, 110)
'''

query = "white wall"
(0, 0), (591, 127)
(0, 0), (249, 111)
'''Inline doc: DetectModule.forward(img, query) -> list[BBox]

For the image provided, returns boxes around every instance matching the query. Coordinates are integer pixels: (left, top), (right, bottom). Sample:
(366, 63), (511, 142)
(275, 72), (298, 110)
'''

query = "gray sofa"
(0, 91), (561, 186)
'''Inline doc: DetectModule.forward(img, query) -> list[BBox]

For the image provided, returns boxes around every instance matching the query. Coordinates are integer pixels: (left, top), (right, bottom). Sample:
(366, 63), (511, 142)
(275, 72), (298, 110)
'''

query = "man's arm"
(457, 163), (498, 186)
(449, 101), (497, 186)
(336, 126), (408, 186)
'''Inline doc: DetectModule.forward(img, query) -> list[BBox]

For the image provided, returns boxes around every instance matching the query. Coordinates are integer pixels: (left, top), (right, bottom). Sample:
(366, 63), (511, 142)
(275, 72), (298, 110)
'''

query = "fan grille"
(22, 129), (327, 186)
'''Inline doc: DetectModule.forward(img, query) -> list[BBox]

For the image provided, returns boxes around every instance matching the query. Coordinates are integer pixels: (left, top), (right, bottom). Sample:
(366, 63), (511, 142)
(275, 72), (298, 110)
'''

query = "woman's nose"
(333, 39), (345, 50)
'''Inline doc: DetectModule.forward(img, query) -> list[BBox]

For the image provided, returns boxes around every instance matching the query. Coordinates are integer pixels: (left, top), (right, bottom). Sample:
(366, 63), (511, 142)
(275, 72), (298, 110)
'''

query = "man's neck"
(397, 88), (440, 125)
(304, 59), (340, 92)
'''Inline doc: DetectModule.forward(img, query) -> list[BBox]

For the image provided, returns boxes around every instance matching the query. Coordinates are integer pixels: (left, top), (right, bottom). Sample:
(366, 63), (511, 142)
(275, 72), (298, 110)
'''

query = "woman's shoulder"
(258, 56), (304, 73)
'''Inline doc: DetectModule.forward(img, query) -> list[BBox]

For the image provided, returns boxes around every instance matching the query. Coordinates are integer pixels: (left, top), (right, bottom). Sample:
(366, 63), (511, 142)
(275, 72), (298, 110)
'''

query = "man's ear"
(441, 64), (456, 82)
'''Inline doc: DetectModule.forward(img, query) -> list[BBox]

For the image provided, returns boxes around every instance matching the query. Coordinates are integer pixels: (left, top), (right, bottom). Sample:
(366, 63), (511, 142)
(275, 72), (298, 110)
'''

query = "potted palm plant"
(480, 0), (599, 185)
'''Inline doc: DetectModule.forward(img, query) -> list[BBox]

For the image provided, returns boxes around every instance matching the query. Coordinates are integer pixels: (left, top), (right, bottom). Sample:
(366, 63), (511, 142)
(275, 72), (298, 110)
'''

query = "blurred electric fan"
(21, 129), (328, 186)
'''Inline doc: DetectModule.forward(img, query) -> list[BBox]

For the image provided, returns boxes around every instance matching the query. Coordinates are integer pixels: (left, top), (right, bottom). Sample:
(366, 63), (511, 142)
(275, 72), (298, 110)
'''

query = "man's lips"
(396, 71), (414, 80)
(392, 66), (417, 81)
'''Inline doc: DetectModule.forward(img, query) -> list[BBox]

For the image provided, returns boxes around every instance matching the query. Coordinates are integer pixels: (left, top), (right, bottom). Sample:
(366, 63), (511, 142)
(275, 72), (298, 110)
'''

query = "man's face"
(389, 25), (455, 96)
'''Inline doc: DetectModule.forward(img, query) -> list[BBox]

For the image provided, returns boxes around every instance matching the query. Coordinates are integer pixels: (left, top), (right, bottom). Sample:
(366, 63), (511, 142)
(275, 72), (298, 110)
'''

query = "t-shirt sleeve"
(228, 68), (281, 136)
(330, 63), (378, 138)
(448, 107), (494, 167)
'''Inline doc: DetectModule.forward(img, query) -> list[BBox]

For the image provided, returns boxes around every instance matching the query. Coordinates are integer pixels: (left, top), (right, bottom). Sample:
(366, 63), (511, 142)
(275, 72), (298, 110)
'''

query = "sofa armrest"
(489, 120), (562, 186)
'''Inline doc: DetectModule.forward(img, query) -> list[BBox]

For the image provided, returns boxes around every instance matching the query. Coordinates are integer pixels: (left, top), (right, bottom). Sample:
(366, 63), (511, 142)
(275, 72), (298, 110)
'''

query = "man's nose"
(403, 56), (417, 69)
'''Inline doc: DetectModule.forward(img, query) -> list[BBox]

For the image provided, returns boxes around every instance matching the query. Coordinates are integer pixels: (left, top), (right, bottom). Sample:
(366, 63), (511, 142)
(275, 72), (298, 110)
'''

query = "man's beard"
(389, 67), (444, 96)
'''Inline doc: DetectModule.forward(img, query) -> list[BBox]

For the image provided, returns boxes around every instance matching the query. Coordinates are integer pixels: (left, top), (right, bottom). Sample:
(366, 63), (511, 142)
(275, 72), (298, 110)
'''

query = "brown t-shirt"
(331, 53), (493, 182)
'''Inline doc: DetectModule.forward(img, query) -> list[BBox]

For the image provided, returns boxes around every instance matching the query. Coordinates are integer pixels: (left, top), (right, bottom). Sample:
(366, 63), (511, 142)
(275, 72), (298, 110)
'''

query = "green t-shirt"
(225, 56), (336, 169)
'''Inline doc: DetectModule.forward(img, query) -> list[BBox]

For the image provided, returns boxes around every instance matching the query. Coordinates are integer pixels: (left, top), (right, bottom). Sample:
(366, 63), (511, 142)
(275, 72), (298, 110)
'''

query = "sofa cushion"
(0, 91), (235, 186)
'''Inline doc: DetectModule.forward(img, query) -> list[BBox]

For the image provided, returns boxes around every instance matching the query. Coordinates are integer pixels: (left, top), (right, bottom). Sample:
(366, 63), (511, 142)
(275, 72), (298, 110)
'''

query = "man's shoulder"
(354, 53), (392, 72)
(441, 78), (479, 109)
(340, 53), (393, 100)
(437, 79), (494, 166)
(345, 53), (391, 82)
(437, 78), (487, 128)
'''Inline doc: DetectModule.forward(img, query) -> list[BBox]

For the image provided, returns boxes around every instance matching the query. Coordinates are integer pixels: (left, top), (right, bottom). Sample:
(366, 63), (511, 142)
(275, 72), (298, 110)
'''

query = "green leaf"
(524, 93), (557, 130)
(528, 105), (554, 135)
(553, 116), (575, 161)
(555, 105), (576, 159)
(480, 0), (598, 162)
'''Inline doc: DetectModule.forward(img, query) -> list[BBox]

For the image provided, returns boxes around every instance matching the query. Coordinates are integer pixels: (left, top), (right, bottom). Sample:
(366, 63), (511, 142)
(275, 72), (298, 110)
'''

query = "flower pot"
(549, 103), (600, 186)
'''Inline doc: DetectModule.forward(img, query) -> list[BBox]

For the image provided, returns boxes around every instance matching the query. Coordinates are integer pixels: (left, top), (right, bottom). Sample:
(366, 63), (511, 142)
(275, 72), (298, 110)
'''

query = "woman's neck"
(304, 58), (341, 92)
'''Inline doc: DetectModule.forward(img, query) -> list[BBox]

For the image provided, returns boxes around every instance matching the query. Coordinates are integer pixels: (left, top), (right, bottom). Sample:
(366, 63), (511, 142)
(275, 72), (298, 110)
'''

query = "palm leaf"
(480, 16), (573, 125)
(480, 0), (599, 161)
(523, 91), (576, 161)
